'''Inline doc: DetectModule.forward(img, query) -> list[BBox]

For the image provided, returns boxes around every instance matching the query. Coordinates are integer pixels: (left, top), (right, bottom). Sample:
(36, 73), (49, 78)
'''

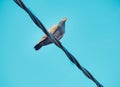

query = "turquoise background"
(0, 0), (120, 87)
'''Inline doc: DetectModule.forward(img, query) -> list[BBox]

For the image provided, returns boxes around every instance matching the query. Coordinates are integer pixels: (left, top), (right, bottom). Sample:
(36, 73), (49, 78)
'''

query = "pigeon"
(34, 17), (67, 50)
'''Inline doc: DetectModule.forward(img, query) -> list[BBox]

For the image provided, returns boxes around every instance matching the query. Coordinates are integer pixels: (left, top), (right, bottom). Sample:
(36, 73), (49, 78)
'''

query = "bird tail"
(34, 42), (43, 50)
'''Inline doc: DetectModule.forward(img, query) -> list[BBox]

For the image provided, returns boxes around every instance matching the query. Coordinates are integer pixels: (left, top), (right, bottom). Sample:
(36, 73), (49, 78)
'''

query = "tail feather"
(34, 43), (43, 50)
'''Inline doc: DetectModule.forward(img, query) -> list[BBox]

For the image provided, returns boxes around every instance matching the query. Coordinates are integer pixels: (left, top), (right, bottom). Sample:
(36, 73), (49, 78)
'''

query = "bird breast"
(53, 25), (65, 40)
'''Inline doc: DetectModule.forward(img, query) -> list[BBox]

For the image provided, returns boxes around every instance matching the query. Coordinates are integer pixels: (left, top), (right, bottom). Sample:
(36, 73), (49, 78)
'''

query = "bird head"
(61, 17), (67, 22)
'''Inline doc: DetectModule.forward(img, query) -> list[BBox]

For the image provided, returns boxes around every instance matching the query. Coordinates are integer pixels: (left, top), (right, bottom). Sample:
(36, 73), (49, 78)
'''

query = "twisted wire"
(14, 0), (103, 87)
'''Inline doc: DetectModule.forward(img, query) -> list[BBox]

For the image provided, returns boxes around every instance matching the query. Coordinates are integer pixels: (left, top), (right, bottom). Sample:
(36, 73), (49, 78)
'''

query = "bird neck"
(59, 21), (65, 28)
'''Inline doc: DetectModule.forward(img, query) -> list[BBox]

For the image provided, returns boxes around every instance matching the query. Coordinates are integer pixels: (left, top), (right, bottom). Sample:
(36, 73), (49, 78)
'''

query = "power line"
(14, 0), (103, 87)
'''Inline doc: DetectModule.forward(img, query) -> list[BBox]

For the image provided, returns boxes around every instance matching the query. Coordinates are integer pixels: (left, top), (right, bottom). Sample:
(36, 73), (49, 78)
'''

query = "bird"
(34, 17), (67, 50)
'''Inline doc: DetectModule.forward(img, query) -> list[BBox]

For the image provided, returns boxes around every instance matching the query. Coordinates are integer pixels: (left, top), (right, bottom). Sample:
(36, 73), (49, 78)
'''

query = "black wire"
(14, 0), (103, 87)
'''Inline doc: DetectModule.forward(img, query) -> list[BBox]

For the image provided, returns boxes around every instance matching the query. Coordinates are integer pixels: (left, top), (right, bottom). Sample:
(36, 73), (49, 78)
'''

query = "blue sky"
(0, 0), (120, 87)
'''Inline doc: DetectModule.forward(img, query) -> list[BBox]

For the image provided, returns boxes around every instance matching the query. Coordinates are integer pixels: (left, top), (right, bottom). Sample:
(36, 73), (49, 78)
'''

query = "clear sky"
(0, 0), (120, 87)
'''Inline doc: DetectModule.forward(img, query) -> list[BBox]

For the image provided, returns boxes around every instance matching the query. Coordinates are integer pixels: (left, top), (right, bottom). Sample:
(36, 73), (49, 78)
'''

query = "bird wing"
(39, 24), (58, 42)
(39, 35), (47, 42)
(49, 24), (65, 40)
(50, 25), (64, 40)
(48, 24), (58, 34)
